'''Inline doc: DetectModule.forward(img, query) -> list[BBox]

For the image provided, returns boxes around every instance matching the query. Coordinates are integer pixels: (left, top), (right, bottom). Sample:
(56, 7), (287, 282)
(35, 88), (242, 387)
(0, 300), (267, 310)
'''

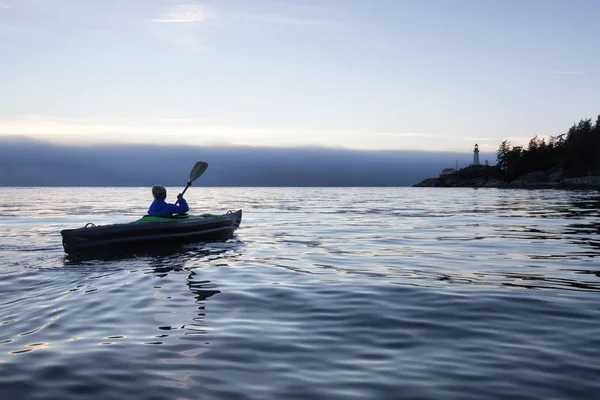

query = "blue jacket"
(148, 197), (189, 217)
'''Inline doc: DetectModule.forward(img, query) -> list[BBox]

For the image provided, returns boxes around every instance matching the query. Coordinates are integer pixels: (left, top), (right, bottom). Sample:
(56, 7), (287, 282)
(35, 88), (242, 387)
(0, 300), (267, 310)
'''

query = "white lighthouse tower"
(473, 143), (480, 166)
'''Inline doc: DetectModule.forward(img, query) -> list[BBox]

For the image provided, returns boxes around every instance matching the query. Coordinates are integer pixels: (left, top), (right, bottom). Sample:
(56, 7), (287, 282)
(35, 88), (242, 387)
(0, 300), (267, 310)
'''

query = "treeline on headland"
(498, 114), (600, 181)
(415, 113), (600, 188)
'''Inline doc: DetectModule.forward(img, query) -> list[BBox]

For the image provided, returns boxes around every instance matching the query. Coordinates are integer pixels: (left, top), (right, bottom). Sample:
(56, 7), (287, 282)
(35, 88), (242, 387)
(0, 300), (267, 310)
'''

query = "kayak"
(61, 210), (242, 255)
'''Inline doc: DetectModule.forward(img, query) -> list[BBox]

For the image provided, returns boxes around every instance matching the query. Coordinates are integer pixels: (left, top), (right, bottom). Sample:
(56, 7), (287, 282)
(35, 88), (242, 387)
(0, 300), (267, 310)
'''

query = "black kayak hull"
(61, 210), (242, 255)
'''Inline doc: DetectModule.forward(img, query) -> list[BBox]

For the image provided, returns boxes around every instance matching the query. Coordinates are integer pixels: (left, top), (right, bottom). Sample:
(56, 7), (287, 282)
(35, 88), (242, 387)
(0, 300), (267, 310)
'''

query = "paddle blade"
(189, 161), (208, 182)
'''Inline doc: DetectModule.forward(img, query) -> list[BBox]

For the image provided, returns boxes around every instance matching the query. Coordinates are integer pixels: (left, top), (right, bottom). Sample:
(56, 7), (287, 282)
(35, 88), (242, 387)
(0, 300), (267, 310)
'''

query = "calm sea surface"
(1, 187), (600, 399)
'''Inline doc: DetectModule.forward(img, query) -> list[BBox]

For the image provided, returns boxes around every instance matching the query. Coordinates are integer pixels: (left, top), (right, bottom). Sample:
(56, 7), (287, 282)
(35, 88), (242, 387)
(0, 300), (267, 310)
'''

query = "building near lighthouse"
(440, 168), (457, 176)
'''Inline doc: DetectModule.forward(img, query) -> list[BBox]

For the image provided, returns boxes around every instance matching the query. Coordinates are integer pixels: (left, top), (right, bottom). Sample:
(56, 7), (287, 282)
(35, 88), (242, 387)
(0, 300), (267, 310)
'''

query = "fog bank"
(0, 137), (496, 187)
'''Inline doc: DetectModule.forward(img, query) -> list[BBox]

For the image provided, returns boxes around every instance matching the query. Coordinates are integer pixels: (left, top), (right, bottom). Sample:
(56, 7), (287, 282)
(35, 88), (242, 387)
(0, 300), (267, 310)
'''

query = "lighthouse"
(473, 144), (480, 166)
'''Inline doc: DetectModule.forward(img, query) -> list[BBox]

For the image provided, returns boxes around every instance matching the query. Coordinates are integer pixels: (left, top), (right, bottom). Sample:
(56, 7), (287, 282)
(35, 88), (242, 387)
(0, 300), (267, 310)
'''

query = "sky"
(0, 0), (599, 153)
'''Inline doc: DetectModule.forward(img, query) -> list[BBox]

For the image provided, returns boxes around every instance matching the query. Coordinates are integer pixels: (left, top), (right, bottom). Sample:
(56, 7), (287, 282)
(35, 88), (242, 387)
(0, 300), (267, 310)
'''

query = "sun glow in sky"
(1, 0), (599, 151)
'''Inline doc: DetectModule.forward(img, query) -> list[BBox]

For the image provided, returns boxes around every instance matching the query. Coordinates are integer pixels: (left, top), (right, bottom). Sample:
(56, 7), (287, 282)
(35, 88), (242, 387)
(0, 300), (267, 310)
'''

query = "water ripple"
(1, 188), (600, 399)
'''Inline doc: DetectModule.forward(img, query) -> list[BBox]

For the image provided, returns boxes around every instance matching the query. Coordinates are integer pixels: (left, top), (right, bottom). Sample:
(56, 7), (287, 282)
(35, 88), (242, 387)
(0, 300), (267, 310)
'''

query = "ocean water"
(1, 187), (600, 399)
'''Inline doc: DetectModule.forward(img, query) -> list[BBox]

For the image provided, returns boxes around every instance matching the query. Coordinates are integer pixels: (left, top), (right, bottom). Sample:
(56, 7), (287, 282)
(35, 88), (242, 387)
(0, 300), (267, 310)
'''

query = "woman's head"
(152, 185), (167, 200)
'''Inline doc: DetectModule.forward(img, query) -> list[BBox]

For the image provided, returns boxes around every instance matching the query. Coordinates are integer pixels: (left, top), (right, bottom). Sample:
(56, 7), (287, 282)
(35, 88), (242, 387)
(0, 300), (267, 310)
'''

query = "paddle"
(176, 161), (208, 204)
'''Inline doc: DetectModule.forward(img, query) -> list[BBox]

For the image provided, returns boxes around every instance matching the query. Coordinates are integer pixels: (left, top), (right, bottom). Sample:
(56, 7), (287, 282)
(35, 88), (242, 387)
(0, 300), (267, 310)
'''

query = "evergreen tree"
(593, 115), (600, 171)
(564, 119), (593, 177)
(497, 140), (511, 171)
(496, 113), (600, 180)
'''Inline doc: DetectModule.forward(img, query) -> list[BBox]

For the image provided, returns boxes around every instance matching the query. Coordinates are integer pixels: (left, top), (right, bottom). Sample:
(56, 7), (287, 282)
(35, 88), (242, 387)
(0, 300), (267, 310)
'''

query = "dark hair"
(152, 185), (167, 200)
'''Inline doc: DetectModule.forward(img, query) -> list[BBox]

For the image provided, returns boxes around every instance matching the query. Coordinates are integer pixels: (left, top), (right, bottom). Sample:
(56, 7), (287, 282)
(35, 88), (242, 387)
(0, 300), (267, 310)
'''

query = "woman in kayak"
(148, 185), (189, 217)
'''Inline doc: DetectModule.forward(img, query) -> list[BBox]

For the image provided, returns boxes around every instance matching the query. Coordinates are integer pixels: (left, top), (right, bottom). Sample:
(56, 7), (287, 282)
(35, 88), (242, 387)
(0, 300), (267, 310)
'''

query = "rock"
(563, 176), (600, 186)
(413, 178), (446, 187)
(413, 164), (600, 188)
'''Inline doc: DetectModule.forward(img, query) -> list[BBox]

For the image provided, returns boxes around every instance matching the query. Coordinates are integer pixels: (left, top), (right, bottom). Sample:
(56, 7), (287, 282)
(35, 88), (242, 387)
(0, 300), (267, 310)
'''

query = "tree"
(528, 135), (540, 152)
(496, 113), (600, 180)
(497, 140), (511, 171)
(593, 114), (600, 171)
(564, 119), (594, 177)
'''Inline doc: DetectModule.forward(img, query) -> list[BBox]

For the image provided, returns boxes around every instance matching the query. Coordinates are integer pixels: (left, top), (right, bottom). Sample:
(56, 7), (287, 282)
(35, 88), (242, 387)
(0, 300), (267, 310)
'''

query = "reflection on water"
(184, 272), (221, 337)
(63, 236), (245, 264)
(562, 192), (600, 256)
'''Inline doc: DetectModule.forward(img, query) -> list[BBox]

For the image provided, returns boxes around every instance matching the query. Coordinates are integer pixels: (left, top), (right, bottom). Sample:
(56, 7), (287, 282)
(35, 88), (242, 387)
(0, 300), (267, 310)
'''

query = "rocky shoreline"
(414, 169), (600, 188)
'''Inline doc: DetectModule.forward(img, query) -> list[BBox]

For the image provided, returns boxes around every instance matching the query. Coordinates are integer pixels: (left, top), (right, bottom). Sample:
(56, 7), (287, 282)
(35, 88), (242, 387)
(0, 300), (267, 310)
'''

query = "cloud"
(504, 136), (541, 147)
(0, 116), (371, 149)
(0, 115), (503, 152)
(553, 71), (583, 75)
(0, 136), (492, 187)
(152, 4), (208, 23)
(377, 132), (437, 138)
(375, 131), (499, 150)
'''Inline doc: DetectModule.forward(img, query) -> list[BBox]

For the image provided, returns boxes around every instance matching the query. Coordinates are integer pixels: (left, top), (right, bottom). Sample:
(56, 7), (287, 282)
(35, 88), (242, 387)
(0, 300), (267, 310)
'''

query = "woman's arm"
(164, 197), (189, 215)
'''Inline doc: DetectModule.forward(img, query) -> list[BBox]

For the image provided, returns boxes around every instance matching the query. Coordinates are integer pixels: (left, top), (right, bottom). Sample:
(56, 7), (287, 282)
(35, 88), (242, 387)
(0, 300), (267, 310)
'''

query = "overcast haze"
(0, 137), (496, 186)
(1, 0), (599, 156)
